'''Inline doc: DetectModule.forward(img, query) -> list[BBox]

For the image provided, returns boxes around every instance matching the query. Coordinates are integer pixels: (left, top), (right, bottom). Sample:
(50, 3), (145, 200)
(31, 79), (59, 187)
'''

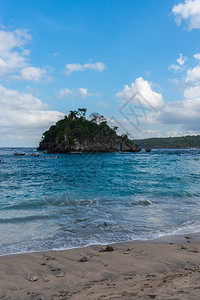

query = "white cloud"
(157, 97), (200, 127)
(20, 67), (47, 82)
(159, 53), (200, 132)
(116, 77), (164, 108)
(53, 52), (59, 57)
(65, 62), (105, 75)
(0, 28), (31, 76)
(186, 64), (200, 83)
(76, 87), (98, 98)
(77, 87), (97, 98)
(177, 53), (187, 65)
(168, 64), (182, 71)
(184, 85), (200, 98)
(56, 87), (98, 98)
(114, 55), (200, 137)
(0, 52), (28, 76)
(168, 53), (187, 72)
(97, 100), (110, 108)
(0, 28), (50, 82)
(12, 67), (47, 83)
(57, 88), (73, 99)
(172, 0), (200, 30)
(0, 84), (64, 146)
(115, 72), (200, 136)
(166, 130), (190, 137)
(0, 28), (31, 52)
(194, 53), (200, 60)
(78, 87), (88, 97)
(143, 92), (200, 132)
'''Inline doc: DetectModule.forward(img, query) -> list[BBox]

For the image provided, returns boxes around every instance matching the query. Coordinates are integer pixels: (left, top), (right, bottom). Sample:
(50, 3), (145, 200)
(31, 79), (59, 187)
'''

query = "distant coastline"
(134, 135), (200, 149)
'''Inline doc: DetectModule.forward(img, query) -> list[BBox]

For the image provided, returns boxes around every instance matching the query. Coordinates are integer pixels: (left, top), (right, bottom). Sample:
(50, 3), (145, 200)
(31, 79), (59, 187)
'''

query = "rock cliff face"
(37, 109), (141, 153)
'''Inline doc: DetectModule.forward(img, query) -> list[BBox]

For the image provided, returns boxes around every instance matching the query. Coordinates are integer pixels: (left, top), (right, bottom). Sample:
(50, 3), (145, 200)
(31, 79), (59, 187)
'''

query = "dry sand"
(1, 234), (200, 299)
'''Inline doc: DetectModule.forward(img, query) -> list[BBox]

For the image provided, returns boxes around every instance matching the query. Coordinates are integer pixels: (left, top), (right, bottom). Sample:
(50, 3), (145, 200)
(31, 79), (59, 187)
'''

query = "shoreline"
(0, 230), (200, 258)
(2, 230), (200, 257)
(1, 233), (200, 299)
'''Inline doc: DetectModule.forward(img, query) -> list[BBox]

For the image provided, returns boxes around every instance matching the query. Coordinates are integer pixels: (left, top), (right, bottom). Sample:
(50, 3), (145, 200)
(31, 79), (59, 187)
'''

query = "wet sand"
(1, 234), (200, 299)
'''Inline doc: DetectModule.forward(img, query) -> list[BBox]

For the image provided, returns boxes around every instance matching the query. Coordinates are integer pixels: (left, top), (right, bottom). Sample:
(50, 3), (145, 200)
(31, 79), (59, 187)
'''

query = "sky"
(0, 0), (200, 147)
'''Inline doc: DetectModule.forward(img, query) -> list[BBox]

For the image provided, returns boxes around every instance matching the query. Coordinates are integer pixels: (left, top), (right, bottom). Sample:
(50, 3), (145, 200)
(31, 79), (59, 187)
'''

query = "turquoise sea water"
(0, 148), (200, 255)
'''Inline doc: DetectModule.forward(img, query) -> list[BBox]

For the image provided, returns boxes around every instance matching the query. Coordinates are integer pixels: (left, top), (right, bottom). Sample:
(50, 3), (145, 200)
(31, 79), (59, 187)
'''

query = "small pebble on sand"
(79, 256), (88, 262)
(29, 275), (38, 282)
(99, 245), (115, 252)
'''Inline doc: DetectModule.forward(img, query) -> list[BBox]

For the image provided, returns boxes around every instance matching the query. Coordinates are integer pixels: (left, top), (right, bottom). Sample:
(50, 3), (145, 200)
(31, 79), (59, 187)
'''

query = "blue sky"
(0, 0), (200, 146)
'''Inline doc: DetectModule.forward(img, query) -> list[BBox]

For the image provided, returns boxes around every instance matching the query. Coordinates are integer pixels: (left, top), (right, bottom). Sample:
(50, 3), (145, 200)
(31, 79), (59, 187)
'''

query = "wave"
(1, 221), (200, 257)
(0, 214), (55, 224)
(130, 200), (152, 206)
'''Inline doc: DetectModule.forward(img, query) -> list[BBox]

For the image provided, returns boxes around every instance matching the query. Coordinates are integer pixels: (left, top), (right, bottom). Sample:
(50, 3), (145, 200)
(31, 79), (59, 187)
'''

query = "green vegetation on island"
(134, 135), (200, 149)
(38, 108), (141, 153)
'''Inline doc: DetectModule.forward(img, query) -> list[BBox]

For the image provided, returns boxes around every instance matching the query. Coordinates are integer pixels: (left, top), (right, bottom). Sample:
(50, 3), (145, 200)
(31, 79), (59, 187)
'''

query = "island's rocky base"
(38, 136), (142, 153)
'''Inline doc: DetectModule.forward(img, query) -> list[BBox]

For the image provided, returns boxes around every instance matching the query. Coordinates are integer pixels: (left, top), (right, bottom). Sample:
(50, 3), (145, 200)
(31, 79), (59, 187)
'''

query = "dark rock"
(51, 267), (61, 271)
(56, 272), (65, 277)
(46, 256), (56, 261)
(105, 245), (114, 252)
(99, 245), (114, 252)
(79, 256), (88, 262)
(181, 246), (187, 250)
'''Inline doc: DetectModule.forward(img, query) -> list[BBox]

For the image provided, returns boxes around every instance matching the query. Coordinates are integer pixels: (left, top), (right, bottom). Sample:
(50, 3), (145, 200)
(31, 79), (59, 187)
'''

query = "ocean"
(0, 147), (200, 256)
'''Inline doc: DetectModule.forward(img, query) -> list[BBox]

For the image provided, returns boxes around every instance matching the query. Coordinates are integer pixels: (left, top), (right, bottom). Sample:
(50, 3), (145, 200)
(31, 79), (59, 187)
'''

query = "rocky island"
(37, 108), (141, 153)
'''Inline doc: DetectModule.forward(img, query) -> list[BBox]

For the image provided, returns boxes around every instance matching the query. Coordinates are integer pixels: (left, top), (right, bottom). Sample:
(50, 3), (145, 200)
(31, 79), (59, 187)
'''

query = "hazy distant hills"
(134, 135), (200, 149)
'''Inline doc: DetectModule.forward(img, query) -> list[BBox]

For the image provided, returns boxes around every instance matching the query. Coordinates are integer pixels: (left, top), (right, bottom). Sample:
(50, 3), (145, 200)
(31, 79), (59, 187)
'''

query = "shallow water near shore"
(0, 148), (200, 255)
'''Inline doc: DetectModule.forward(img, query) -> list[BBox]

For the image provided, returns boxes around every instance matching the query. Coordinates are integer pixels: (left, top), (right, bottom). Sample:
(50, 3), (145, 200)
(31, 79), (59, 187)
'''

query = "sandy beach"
(0, 234), (200, 300)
